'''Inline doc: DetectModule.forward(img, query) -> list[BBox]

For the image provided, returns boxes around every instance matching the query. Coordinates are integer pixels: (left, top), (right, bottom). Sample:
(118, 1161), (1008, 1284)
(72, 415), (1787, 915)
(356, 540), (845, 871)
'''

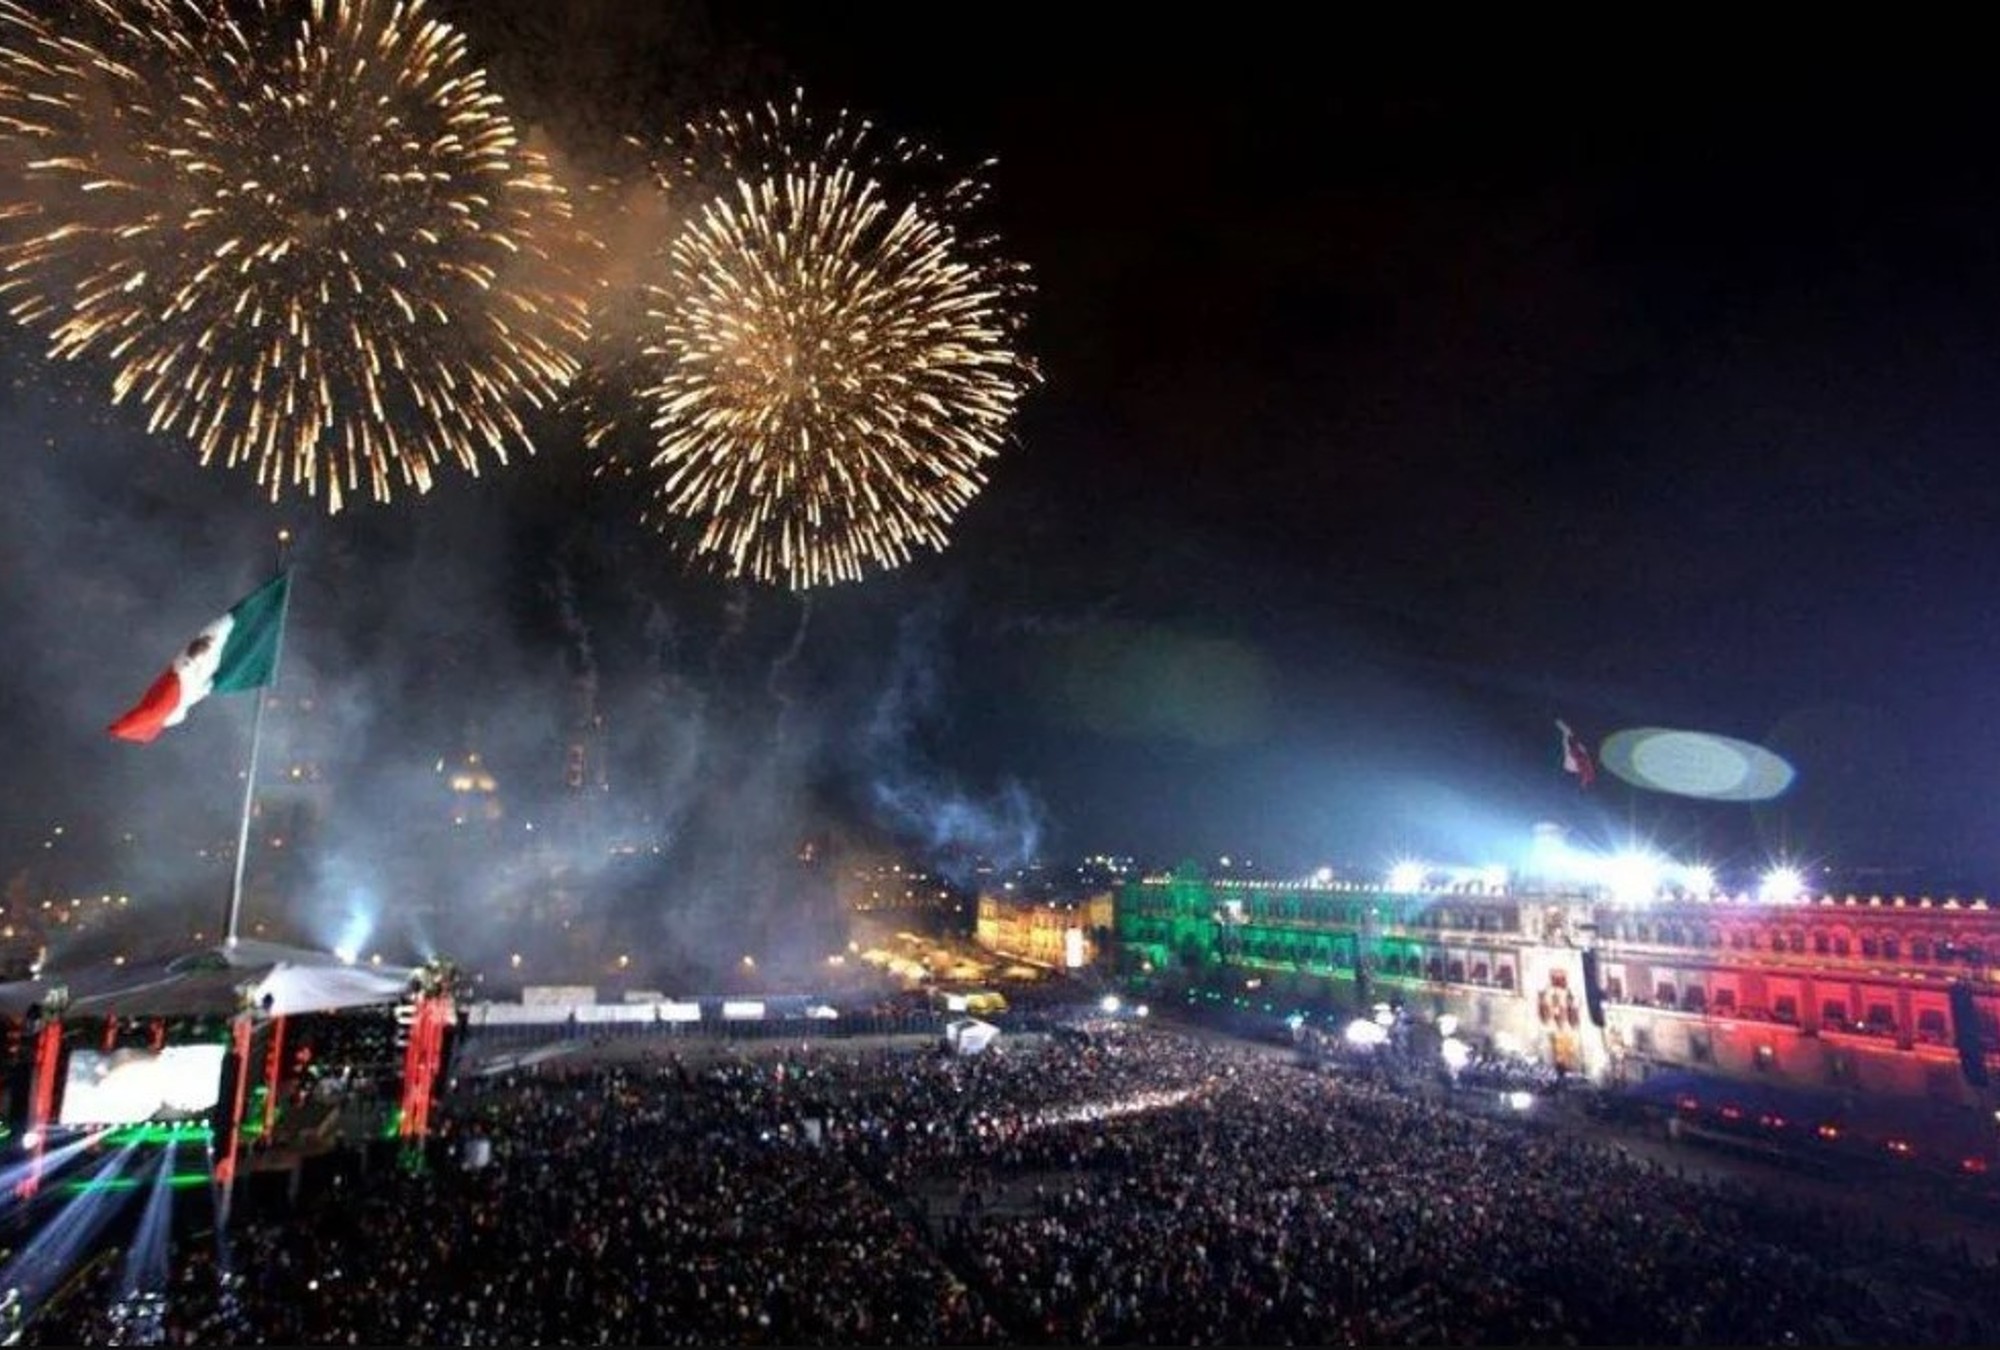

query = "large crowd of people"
(24, 1019), (2000, 1345)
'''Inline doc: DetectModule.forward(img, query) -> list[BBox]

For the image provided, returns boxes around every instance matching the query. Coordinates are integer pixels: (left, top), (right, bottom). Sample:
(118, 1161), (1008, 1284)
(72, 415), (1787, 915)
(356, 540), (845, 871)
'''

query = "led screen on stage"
(58, 1044), (228, 1125)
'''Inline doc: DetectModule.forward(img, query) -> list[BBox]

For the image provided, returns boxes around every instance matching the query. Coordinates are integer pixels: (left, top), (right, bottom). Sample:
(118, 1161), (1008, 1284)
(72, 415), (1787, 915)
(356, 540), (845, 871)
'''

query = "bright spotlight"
(1345, 1018), (1389, 1049)
(20, 1130), (40, 1150)
(333, 944), (358, 966)
(1441, 1037), (1472, 1072)
(1135, 1004), (1149, 1019)
(1681, 864), (1717, 898)
(1760, 865), (1806, 903)
(1387, 861), (1429, 894)
(1099, 994), (1121, 1015)
(1507, 1090), (1534, 1111)
(1602, 850), (1664, 904)
(1437, 1014), (1459, 1038)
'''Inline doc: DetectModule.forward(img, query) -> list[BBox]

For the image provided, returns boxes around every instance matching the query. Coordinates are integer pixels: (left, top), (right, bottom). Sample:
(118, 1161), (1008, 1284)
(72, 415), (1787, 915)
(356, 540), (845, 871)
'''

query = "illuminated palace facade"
(1115, 866), (2000, 1109)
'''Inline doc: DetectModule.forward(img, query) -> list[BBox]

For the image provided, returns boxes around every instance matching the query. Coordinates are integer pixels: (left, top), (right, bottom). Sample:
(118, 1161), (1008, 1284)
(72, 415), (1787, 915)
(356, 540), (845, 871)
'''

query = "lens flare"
(612, 95), (1037, 590)
(1598, 727), (1796, 802)
(0, 0), (587, 511)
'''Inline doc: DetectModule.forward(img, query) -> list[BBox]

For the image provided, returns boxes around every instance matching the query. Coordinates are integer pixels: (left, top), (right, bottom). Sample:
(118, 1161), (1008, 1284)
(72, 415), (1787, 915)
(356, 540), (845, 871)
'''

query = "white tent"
(944, 1017), (1000, 1057)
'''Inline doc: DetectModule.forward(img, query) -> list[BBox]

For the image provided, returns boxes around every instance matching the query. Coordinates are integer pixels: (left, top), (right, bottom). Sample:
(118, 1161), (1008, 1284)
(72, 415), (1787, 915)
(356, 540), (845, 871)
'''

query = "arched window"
(1730, 931), (1747, 950)
(1496, 966), (1515, 990)
(1813, 932), (1830, 955)
(1881, 936), (1899, 961)
(1861, 936), (1879, 959)
(1447, 959), (1466, 983)
(1912, 937), (1932, 962)
(1834, 936), (1851, 957)
(1471, 960), (1490, 984)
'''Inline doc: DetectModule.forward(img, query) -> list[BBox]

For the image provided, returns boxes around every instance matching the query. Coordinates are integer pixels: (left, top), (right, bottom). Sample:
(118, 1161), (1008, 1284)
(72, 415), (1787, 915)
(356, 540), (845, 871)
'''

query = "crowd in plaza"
(25, 1020), (2000, 1345)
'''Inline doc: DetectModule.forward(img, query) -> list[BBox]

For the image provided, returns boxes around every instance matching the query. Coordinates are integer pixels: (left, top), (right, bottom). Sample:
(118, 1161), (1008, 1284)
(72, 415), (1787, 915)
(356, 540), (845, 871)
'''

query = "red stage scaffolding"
(398, 992), (454, 1142)
(263, 1015), (286, 1139)
(14, 1016), (62, 1199)
(214, 1012), (255, 1202)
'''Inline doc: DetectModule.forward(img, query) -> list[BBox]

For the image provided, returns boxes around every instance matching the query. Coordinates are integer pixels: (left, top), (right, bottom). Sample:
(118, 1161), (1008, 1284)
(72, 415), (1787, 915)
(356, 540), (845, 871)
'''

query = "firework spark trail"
(0, 0), (588, 511)
(619, 95), (1037, 590)
(550, 557), (598, 714)
(766, 591), (812, 711)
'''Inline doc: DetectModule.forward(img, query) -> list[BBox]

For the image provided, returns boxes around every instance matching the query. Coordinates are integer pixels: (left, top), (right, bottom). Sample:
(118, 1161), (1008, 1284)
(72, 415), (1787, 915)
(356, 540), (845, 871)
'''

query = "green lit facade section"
(1114, 866), (1523, 1009)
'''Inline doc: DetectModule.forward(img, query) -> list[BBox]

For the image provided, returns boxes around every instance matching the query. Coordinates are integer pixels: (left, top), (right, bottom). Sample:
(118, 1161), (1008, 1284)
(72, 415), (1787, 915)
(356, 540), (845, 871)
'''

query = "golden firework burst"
(613, 96), (1037, 590)
(0, 0), (588, 510)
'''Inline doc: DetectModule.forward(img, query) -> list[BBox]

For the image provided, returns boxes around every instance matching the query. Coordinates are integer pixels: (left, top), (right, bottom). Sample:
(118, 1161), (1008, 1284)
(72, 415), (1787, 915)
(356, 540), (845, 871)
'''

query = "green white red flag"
(109, 573), (290, 743)
(1556, 718), (1595, 788)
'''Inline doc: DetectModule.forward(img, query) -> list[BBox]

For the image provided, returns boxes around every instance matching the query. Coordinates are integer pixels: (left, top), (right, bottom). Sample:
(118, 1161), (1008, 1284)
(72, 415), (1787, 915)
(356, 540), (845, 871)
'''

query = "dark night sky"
(698, 17), (2000, 885)
(5, 8), (2000, 960)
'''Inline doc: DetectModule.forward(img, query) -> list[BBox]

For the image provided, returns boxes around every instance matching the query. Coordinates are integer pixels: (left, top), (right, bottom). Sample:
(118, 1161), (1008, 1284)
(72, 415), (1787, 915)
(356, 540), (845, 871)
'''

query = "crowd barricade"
(459, 1000), (949, 1047)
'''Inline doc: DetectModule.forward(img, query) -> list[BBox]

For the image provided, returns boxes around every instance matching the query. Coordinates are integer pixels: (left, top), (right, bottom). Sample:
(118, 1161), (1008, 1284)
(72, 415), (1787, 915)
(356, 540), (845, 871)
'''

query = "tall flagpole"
(224, 529), (292, 949)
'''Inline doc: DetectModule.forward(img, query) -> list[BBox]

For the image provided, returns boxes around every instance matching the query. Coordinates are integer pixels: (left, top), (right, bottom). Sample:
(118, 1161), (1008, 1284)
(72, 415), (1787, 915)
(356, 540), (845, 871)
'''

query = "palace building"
(1114, 862), (2000, 1110)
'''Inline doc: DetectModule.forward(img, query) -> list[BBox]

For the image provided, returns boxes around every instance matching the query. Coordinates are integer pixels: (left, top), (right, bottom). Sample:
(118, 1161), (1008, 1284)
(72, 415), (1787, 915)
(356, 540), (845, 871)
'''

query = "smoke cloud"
(0, 0), (1067, 997)
(0, 350), (1034, 992)
(860, 595), (1046, 886)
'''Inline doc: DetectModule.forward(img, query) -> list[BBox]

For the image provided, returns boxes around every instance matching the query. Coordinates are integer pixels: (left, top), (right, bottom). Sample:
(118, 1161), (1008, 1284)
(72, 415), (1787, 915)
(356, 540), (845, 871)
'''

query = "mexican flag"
(1555, 717), (1595, 789)
(109, 573), (290, 743)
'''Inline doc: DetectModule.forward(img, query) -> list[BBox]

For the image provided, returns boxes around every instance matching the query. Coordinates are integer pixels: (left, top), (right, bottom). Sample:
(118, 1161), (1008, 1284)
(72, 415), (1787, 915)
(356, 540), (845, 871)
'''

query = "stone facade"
(1115, 866), (2000, 1109)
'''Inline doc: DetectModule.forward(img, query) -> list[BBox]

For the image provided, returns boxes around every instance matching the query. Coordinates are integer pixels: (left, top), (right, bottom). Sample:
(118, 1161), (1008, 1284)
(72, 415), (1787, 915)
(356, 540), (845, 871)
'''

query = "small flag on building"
(1556, 718), (1595, 788)
(109, 573), (290, 743)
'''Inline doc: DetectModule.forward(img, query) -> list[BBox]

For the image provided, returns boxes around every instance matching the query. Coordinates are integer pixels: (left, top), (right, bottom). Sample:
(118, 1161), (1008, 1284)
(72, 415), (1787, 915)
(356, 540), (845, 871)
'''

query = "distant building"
(442, 749), (503, 835)
(977, 890), (1114, 970)
(840, 855), (972, 931)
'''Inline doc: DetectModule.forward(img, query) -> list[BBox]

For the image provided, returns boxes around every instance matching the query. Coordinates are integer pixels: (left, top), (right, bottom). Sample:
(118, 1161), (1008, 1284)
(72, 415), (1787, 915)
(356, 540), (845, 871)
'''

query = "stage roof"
(0, 940), (415, 1020)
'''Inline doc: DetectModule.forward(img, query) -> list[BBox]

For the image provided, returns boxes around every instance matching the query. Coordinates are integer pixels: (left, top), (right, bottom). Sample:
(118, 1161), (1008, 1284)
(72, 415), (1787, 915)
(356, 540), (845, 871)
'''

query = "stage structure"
(0, 941), (426, 1206)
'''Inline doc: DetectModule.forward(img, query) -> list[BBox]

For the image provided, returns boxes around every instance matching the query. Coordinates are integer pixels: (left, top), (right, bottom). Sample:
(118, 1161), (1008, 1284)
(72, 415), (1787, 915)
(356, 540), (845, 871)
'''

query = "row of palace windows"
(1603, 978), (1980, 1044)
(1230, 931), (1498, 978)
(1374, 952), (1517, 988)
(1209, 931), (1522, 989)
(1126, 893), (1518, 934)
(1606, 922), (1986, 965)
